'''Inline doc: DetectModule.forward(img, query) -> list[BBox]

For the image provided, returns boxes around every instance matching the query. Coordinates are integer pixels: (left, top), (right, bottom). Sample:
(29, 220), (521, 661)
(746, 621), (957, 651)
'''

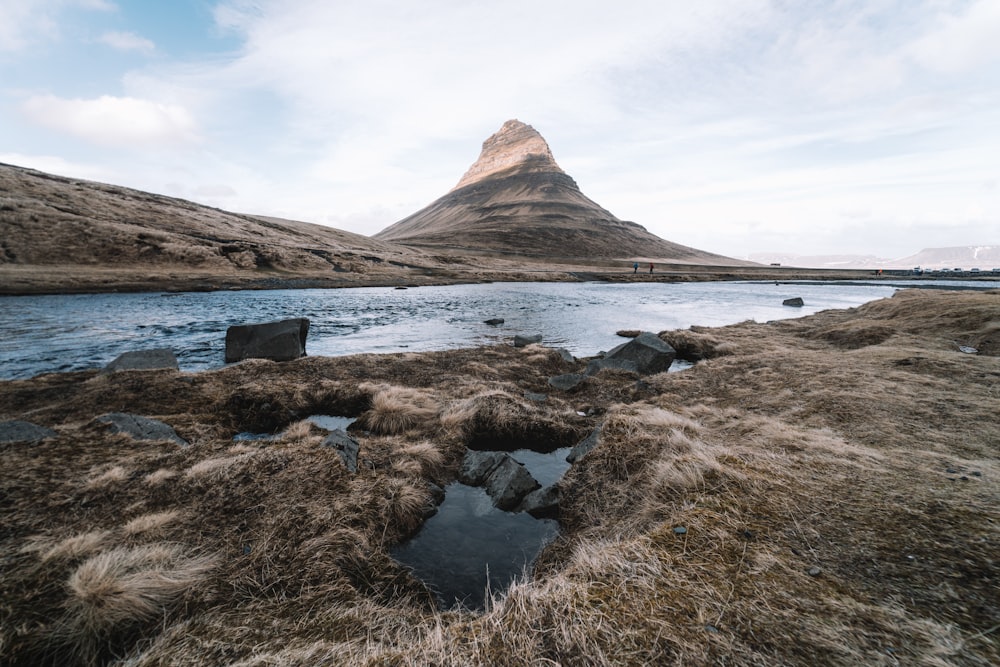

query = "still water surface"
(0, 280), (938, 379)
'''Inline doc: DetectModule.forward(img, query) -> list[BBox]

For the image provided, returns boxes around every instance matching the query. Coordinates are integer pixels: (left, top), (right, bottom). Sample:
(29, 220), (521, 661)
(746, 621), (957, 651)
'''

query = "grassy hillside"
(1, 288), (997, 665)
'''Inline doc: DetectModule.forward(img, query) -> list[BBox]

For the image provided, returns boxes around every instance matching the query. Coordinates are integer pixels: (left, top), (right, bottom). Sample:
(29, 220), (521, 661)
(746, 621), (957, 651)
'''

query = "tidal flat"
(1, 288), (997, 666)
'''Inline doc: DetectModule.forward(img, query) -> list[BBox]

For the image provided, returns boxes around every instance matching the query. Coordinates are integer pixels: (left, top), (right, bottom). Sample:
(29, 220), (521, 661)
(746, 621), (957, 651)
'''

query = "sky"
(1, 0), (998, 261)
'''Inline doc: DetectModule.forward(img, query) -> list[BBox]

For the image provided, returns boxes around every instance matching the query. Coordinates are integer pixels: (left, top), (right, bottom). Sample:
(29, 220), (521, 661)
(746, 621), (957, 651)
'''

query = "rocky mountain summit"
(376, 120), (743, 264)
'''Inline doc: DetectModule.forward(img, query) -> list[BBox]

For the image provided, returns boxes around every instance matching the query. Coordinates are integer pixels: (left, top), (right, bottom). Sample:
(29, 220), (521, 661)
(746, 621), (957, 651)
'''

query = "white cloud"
(0, 0), (116, 52)
(0, 152), (114, 181)
(21, 94), (199, 147)
(99, 30), (154, 54)
(906, 0), (1000, 73)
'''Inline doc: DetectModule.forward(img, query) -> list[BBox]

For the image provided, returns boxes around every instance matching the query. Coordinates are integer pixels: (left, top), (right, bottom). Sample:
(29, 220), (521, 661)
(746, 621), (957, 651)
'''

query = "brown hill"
(0, 162), (449, 293)
(375, 120), (745, 264)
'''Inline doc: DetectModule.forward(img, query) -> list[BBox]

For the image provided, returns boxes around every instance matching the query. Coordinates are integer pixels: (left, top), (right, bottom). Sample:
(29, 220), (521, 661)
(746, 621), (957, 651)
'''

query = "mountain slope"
(375, 120), (745, 264)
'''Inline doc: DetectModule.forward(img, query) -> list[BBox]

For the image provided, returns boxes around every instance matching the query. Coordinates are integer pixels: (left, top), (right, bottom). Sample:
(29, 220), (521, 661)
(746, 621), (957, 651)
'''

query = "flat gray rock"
(95, 413), (187, 446)
(548, 373), (587, 391)
(102, 348), (178, 373)
(783, 297), (804, 307)
(513, 334), (543, 348)
(321, 429), (360, 473)
(0, 420), (58, 444)
(567, 425), (601, 463)
(556, 348), (575, 363)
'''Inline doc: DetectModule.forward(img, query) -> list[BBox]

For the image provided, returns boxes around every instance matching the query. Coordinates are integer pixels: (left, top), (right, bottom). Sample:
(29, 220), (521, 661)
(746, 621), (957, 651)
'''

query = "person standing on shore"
(649, 263), (654, 274)
(633, 262), (638, 273)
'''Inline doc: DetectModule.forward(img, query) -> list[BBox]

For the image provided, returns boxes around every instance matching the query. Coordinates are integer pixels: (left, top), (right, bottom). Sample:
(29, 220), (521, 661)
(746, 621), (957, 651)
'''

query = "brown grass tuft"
(55, 544), (216, 664)
(357, 383), (440, 435)
(41, 530), (113, 562)
(122, 510), (183, 537)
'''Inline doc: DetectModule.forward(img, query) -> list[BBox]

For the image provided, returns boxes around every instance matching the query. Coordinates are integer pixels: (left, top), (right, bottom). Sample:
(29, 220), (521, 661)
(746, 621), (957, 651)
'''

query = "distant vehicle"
(940, 268), (951, 273)
(954, 268), (963, 273)
(970, 268), (980, 274)
(993, 268), (1000, 275)
(770, 263), (781, 266)
(912, 267), (923, 275)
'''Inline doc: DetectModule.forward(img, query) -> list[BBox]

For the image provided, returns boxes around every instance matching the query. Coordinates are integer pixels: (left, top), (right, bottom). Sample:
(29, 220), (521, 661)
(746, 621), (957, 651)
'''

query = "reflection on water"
(392, 482), (559, 610)
(3, 279), (974, 379)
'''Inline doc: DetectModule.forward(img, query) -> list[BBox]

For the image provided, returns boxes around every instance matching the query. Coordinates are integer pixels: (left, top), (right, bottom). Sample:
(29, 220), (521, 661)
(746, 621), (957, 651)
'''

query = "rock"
(585, 357), (638, 376)
(519, 484), (560, 518)
(598, 332), (675, 375)
(616, 330), (641, 338)
(556, 348), (575, 363)
(95, 413), (187, 446)
(484, 318), (505, 326)
(548, 373), (587, 391)
(102, 348), (178, 373)
(524, 391), (547, 402)
(422, 483), (446, 518)
(321, 429), (360, 473)
(783, 297), (804, 307)
(513, 334), (543, 347)
(459, 450), (506, 486)
(567, 425), (601, 463)
(673, 526), (688, 535)
(484, 457), (540, 511)
(225, 318), (309, 363)
(0, 420), (57, 444)
(807, 566), (822, 577)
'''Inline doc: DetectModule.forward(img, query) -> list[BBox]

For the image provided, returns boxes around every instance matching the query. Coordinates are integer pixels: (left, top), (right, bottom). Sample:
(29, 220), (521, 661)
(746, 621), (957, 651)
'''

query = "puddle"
(233, 415), (356, 441)
(392, 482), (558, 610)
(307, 415), (356, 431)
(393, 446), (572, 610)
(509, 447), (571, 487)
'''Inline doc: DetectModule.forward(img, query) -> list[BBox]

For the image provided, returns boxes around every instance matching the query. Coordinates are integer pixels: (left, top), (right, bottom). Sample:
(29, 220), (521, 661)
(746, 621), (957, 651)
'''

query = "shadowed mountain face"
(376, 120), (743, 264)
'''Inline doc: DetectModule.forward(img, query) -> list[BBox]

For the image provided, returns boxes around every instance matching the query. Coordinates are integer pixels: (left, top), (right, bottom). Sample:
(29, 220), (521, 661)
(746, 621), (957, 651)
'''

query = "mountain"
(375, 120), (744, 264)
(750, 246), (1000, 270)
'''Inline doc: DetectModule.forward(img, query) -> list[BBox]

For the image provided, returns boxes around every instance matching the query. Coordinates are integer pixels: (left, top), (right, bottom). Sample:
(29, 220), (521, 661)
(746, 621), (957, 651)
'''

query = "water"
(392, 482), (559, 610)
(5, 280), (987, 379)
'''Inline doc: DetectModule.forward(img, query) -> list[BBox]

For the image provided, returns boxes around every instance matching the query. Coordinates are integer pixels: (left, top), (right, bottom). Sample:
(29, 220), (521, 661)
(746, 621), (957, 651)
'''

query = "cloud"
(0, 152), (114, 181)
(20, 95), (199, 147)
(0, 0), (116, 52)
(906, 0), (1000, 73)
(98, 30), (155, 54)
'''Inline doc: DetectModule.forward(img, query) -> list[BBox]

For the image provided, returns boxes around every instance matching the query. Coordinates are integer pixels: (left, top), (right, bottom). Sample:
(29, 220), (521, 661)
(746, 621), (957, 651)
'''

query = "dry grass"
(356, 383), (440, 435)
(1, 288), (997, 666)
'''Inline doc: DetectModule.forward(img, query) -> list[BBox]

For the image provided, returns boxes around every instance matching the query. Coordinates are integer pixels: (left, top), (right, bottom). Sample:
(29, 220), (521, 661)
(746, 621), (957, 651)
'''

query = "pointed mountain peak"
(451, 119), (564, 191)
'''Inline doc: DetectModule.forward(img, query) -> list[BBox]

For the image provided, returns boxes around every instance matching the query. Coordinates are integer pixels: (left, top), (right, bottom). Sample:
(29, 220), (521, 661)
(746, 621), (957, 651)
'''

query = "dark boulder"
(598, 332), (675, 375)
(783, 297), (804, 307)
(484, 318), (505, 326)
(556, 348), (575, 363)
(585, 357), (638, 376)
(102, 348), (178, 373)
(95, 413), (187, 446)
(513, 334), (543, 347)
(484, 457), (540, 510)
(225, 318), (309, 363)
(0, 420), (57, 444)
(321, 429), (360, 473)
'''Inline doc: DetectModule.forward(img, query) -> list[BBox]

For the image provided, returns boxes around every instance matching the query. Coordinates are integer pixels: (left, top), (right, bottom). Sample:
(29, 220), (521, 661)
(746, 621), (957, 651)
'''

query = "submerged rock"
(519, 484), (560, 519)
(0, 420), (57, 444)
(484, 318), (505, 326)
(102, 348), (178, 373)
(95, 413), (187, 446)
(225, 318), (309, 363)
(459, 451), (506, 486)
(321, 429), (360, 473)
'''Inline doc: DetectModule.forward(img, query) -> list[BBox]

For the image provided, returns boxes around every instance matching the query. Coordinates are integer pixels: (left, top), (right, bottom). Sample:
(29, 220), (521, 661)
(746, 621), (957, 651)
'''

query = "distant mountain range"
(751, 246), (1000, 270)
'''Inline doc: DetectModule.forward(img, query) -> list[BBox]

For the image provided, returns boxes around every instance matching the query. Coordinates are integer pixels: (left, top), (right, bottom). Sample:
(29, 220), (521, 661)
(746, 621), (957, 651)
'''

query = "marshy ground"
(1, 288), (997, 666)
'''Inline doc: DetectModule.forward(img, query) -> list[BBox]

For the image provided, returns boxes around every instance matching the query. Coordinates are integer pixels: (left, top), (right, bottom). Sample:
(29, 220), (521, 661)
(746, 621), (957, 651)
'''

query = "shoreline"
(2, 262), (995, 297)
